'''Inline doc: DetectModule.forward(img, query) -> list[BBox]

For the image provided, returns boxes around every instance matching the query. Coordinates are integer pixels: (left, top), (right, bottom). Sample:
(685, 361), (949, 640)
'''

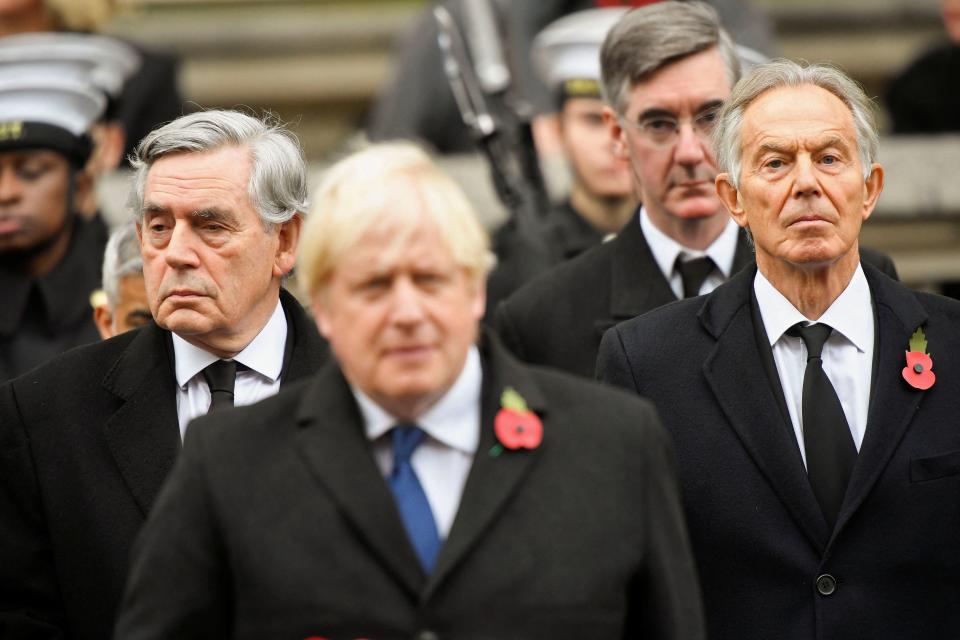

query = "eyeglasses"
(620, 107), (721, 148)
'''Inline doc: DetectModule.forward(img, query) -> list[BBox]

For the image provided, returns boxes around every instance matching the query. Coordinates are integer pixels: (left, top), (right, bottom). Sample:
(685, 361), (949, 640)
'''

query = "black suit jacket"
(597, 264), (960, 640)
(0, 289), (327, 640)
(116, 336), (703, 640)
(493, 217), (754, 378)
(494, 216), (898, 379)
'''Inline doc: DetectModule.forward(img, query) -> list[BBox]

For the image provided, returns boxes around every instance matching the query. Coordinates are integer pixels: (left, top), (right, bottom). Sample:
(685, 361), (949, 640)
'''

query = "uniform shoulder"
(498, 238), (615, 314)
(10, 328), (140, 388)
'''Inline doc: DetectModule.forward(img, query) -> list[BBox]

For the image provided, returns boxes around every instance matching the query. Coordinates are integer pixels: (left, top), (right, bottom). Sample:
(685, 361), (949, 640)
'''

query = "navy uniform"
(0, 72), (107, 380)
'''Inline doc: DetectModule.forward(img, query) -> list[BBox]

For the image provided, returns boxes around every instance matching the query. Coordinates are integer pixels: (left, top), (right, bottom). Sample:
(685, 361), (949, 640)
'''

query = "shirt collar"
(172, 298), (286, 389)
(355, 345), (482, 456)
(754, 263), (872, 353)
(638, 206), (740, 279)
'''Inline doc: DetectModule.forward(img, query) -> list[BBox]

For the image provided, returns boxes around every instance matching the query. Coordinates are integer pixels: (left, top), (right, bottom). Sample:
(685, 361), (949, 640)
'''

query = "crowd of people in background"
(1, 0), (959, 638)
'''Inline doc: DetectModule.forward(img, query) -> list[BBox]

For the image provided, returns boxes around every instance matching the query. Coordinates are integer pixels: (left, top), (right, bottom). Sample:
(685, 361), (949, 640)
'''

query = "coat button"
(413, 631), (440, 640)
(816, 573), (837, 596)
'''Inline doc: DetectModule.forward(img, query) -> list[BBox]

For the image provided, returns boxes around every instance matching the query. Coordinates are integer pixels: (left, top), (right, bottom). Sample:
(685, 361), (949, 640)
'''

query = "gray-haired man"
(92, 222), (150, 339)
(0, 110), (328, 640)
(599, 59), (960, 640)
(493, 1), (896, 379)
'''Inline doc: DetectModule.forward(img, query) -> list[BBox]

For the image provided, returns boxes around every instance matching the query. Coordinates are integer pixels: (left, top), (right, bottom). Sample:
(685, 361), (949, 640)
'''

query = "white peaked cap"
(0, 72), (105, 136)
(0, 32), (140, 97)
(532, 7), (630, 89)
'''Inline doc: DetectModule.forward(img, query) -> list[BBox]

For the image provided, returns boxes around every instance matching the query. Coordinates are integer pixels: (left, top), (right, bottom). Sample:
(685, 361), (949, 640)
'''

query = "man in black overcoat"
(598, 60), (960, 639)
(115, 142), (703, 640)
(0, 110), (327, 640)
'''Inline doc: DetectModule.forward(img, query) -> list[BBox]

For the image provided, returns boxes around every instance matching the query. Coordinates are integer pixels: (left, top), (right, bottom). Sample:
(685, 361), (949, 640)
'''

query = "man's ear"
(861, 163), (884, 222)
(715, 173), (747, 228)
(93, 304), (114, 341)
(72, 169), (94, 218)
(273, 214), (303, 278)
(603, 106), (628, 160)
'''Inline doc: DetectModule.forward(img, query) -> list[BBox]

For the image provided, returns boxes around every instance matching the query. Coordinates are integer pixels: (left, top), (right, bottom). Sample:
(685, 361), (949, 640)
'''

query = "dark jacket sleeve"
(595, 325), (639, 391)
(623, 401), (705, 640)
(114, 423), (229, 640)
(0, 382), (67, 639)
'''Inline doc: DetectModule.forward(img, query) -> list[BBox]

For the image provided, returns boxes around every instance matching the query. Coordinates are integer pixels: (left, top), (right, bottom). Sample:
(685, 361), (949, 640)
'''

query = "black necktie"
(202, 360), (238, 413)
(675, 256), (716, 298)
(788, 323), (857, 528)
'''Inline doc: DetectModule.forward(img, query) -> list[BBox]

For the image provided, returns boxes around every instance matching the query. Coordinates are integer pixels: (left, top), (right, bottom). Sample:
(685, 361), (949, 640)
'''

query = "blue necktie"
(387, 425), (441, 573)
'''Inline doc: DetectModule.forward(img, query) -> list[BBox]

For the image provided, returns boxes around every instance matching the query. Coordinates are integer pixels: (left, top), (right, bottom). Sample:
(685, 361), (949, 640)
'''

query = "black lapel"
(277, 287), (328, 386)
(731, 227), (755, 275)
(699, 266), (830, 550)
(597, 213), (678, 337)
(100, 323), (181, 516)
(422, 334), (546, 602)
(833, 265), (929, 533)
(292, 360), (426, 599)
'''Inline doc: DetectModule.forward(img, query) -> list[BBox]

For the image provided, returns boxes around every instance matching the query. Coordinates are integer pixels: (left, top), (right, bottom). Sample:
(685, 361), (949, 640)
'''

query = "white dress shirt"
(640, 206), (741, 298)
(172, 299), (287, 439)
(354, 346), (482, 540)
(754, 266), (874, 466)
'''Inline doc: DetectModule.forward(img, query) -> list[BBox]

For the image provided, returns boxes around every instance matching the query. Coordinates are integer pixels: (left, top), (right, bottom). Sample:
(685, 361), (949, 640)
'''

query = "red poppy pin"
(490, 387), (543, 457)
(902, 328), (935, 390)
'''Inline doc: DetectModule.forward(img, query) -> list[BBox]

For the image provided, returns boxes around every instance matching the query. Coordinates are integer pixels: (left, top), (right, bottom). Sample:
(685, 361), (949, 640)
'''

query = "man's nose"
(163, 223), (201, 268)
(389, 277), (427, 325)
(674, 121), (707, 167)
(0, 170), (22, 203)
(792, 156), (822, 198)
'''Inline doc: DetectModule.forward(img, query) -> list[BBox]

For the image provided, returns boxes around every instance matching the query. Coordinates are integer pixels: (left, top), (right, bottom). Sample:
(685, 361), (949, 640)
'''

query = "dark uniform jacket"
(0, 289), (327, 640)
(494, 215), (898, 378)
(115, 335), (703, 640)
(597, 263), (960, 640)
(485, 199), (607, 316)
(0, 217), (105, 381)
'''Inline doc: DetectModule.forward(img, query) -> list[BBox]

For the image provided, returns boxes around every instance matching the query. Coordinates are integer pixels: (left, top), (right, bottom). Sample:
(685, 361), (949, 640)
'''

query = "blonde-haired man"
(117, 142), (704, 640)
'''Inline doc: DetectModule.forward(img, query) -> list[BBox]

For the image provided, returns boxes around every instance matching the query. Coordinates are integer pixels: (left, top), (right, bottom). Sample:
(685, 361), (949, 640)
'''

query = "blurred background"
(34, 0), (960, 292)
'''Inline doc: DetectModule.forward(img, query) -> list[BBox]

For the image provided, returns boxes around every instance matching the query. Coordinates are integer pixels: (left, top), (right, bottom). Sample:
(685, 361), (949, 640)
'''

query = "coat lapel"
(278, 287), (329, 386)
(597, 215), (677, 338)
(699, 267), (830, 549)
(422, 337), (546, 602)
(101, 324), (180, 516)
(833, 266), (929, 533)
(292, 361), (426, 599)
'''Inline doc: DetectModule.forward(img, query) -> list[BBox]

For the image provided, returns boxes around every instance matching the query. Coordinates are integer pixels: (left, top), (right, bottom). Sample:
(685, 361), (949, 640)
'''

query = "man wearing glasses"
(493, 1), (895, 379)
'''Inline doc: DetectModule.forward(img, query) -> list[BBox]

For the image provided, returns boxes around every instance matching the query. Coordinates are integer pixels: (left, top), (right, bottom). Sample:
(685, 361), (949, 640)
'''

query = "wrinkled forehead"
(740, 84), (857, 147)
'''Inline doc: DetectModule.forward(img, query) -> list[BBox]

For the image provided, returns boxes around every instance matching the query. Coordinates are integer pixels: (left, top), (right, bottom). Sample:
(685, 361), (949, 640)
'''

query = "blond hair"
(298, 142), (494, 297)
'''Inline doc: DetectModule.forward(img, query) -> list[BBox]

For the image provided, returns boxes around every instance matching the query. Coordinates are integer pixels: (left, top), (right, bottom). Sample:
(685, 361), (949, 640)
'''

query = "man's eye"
(414, 273), (446, 288)
(765, 159), (784, 169)
(643, 119), (677, 132)
(821, 155), (837, 165)
(17, 164), (49, 180)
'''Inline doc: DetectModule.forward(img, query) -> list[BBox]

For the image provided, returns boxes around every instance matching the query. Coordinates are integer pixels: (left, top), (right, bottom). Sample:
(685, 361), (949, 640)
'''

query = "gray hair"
(129, 110), (309, 228)
(599, 0), (741, 116)
(713, 59), (879, 188)
(101, 222), (143, 309)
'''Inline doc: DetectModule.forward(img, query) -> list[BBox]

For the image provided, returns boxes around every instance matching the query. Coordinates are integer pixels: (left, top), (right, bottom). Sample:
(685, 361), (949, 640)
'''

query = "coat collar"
(698, 262), (931, 547)
(100, 289), (325, 517)
(291, 330), (547, 600)
(698, 265), (832, 550)
(607, 213), (754, 324)
(101, 322), (181, 516)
